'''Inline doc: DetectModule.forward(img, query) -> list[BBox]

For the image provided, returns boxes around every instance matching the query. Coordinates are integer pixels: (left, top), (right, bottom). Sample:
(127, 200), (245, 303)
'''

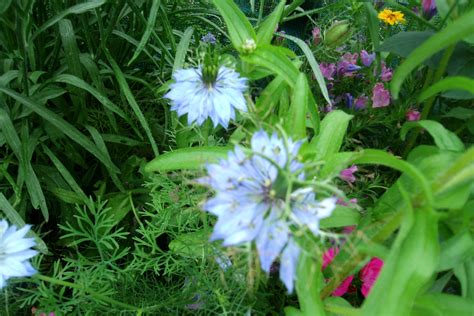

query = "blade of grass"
(104, 48), (159, 156)
(0, 86), (121, 173)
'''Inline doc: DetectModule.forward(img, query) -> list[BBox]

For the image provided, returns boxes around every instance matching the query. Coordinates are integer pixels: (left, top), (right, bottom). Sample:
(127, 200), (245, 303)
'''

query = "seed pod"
(324, 20), (352, 48)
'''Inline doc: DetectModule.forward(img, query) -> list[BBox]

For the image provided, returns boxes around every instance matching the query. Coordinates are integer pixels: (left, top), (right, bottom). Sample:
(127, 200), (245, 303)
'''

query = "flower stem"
(34, 274), (142, 314)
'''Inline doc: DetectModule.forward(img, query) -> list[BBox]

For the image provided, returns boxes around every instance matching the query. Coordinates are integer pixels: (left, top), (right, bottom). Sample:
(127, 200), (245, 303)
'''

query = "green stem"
(402, 44), (456, 157)
(35, 274), (142, 313)
(294, 250), (326, 316)
(4, 288), (9, 316)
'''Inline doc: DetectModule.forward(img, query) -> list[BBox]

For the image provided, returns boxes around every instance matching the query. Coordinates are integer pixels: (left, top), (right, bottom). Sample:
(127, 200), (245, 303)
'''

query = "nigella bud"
(324, 20), (352, 48)
(241, 38), (257, 54)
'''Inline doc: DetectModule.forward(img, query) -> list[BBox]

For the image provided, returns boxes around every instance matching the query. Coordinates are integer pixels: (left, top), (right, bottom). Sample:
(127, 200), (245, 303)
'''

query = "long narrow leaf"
(172, 27), (194, 73)
(212, 0), (256, 51)
(104, 48), (159, 156)
(32, 0), (106, 40)
(128, 0), (161, 65)
(281, 33), (331, 105)
(0, 87), (120, 173)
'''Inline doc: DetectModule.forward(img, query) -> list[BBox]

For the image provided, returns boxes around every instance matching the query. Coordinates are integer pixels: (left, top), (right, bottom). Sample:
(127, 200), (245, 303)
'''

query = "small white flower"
(0, 220), (38, 289)
(164, 66), (247, 128)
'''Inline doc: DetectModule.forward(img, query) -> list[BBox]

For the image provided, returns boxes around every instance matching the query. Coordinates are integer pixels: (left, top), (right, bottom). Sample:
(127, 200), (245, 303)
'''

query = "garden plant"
(0, 0), (473, 315)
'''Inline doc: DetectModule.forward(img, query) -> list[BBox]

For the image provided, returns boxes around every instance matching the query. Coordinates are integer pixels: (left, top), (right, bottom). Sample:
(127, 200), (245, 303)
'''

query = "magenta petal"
(360, 257), (384, 297)
(332, 275), (354, 296)
(322, 247), (338, 269)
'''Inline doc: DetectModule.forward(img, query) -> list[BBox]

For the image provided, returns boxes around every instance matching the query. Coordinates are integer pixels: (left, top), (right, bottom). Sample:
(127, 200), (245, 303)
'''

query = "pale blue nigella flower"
(164, 66), (247, 128)
(199, 130), (337, 292)
(0, 220), (38, 288)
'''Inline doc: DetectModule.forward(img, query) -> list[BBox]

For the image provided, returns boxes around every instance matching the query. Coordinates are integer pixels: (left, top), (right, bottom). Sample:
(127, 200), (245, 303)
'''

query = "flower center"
(201, 52), (219, 87)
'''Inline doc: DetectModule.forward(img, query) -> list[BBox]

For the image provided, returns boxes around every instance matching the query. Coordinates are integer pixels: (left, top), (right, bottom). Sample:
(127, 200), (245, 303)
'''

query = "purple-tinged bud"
(312, 27), (321, 46)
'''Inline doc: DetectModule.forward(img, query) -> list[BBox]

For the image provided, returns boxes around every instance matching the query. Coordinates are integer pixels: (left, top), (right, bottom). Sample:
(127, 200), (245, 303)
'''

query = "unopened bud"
(242, 39), (257, 53)
(324, 20), (352, 48)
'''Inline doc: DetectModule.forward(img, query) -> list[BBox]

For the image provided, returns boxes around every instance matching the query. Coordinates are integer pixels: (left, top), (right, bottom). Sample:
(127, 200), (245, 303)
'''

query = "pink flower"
(406, 109), (421, 121)
(342, 52), (358, 64)
(31, 307), (55, 316)
(322, 248), (354, 296)
(312, 27), (321, 46)
(342, 225), (356, 234)
(360, 257), (384, 297)
(360, 50), (375, 67)
(320, 63), (336, 81)
(340, 165), (358, 183)
(332, 275), (355, 296)
(336, 198), (358, 206)
(380, 63), (393, 82)
(354, 95), (368, 110)
(422, 0), (437, 18)
(371, 83), (390, 108)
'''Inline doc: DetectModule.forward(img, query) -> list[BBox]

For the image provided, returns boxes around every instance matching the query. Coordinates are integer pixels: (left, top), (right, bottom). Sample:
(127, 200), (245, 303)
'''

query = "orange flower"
(378, 9), (405, 25)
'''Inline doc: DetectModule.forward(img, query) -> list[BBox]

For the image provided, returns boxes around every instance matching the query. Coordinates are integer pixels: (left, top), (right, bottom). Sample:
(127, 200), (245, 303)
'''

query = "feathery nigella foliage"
(199, 130), (337, 292)
(0, 220), (37, 289)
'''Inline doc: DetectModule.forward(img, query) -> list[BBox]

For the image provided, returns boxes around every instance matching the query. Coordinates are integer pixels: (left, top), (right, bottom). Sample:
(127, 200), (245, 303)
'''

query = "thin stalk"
(402, 44), (456, 157)
(4, 288), (9, 316)
(35, 274), (142, 313)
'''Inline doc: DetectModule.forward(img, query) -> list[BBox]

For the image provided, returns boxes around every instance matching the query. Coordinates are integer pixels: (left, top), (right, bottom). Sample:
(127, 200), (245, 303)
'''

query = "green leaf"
(145, 146), (232, 173)
(128, 0), (161, 65)
(53, 74), (128, 120)
(211, 0), (256, 51)
(352, 149), (433, 204)
(391, 10), (474, 98)
(280, 33), (331, 106)
(256, 0), (285, 46)
(285, 73), (308, 139)
(413, 293), (474, 316)
(305, 110), (353, 160)
(364, 3), (381, 51)
(454, 257), (474, 300)
(42, 145), (89, 206)
(443, 107), (474, 120)
(379, 31), (434, 58)
(0, 193), (48, 254)
(419, 76), (474, 101)
(0, 0), (12, 14)
(255, 75), (287, 114)
(437, 231), (474, 272)
(361, 207), (439, 316)
(172, 27), (194, 73)
(294, 251), (326, 316)
(0, 87), (120, 174)
(320, 206), (360, 229)
(241, 45), (299, 87)
(400, 120), (464, 152)
(32, 0), (106, 40)
(104, 48), (159, 156)
(85, 126), (124, 191)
